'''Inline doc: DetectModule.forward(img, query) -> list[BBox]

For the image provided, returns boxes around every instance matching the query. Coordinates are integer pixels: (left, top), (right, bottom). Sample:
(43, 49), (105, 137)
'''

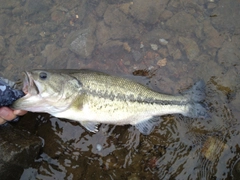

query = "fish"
(0, 77), (25, 107)
(12, 69), (209, 135)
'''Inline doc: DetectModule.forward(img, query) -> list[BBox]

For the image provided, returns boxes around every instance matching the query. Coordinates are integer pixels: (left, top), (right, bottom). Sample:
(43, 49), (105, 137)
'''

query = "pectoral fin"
(81, 121), (99, 133)
(135, 117), (161, 135)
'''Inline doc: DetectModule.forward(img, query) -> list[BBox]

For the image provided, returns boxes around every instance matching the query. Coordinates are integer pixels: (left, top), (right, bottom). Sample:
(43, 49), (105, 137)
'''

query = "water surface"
(0, 0), (239, 179)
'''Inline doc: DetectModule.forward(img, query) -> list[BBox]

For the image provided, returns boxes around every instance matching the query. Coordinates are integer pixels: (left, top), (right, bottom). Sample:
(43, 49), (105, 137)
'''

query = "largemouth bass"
(12, 69), (209, 135)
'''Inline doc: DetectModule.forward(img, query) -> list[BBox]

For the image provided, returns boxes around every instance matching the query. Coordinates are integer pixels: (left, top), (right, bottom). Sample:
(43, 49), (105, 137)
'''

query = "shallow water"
(0, 0), (240, 179)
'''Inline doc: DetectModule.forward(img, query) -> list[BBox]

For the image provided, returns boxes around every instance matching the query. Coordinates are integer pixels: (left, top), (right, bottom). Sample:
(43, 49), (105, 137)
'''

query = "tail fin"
(183, 80), (209, 118)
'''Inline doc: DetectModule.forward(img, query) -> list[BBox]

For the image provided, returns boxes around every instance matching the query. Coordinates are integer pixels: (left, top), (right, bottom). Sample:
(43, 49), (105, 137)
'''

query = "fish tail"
(183, 80), (209, 118)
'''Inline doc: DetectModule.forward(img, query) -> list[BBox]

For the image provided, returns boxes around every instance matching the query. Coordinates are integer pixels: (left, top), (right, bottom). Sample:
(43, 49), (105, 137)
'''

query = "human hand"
(0, 107), (27, 125)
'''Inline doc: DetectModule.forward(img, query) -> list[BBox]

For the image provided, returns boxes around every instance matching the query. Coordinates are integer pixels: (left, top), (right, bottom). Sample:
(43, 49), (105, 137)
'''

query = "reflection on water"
(157, 82), (239, 179)
(0, 0), (239, 179)
(21, 115), (157, 179)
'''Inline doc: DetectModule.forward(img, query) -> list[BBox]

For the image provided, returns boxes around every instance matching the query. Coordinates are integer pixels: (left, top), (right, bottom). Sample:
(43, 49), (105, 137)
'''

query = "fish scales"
(70, 70), (188, 105)
(12, 69), (209, 135)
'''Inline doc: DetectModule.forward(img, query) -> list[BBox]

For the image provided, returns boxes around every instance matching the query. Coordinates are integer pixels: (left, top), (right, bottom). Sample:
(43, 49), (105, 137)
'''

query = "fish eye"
(39, 72), (48, 80)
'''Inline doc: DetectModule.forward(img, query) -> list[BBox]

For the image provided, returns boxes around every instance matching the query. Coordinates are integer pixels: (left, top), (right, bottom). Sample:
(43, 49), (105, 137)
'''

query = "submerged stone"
(0, 124), (42, 180)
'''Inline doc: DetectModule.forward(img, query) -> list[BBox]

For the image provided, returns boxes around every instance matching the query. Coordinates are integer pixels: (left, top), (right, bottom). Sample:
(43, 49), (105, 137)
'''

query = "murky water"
(0, 0), (240, 179)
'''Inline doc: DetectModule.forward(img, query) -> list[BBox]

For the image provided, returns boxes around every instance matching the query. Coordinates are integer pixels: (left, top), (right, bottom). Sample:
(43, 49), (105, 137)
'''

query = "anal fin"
(81, 121), (99, 133)
(135, 117), (161, 135)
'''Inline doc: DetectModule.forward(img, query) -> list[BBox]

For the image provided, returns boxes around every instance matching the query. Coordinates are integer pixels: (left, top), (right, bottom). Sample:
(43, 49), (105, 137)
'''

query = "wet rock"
(179, 37), (199, 61)
(167, 43), (179, 59)
(95, 1), (108, 17)
(172, 49), (182, 60)
(10, 24), (43, 53)
(159, 38), (168, 46)
(195, 56), (224, 82)
(106, 0), (131, 4)
(202, 20), (224, 48)
(74, 0), (88, 22)
(217, 40), (240, 68)
(157, 58), (167, 67)
(201, 136), (228, 162)
(0, 0), (20, 9)
(12, 6), (24, 16)
(158, 48), (169, 58)
(128, 173), (140, 180)
(42, 21), (58, 33)
(68, 28), (96, 58)
(230, 90), (240, 118)
(150, 44), (158, 51)
(96, 21), (110, 45)
(100, 40), (124, 51)
(132, 50), (142, 62)
(166, 12), (198, 34)
(42, 44), (70, 68)
(26, 24), (44, 42)
(0, 124), (42, 180)
(33, 56), (46, 69)
(157, 76), (175, 94)
(51, 9), (67, 23)
(103, 5), (138, 40)
(37, 120), (64, 158)
(142, 28), (171, 44)
(217, 68), (239, 92)
(0, 14), (11, 34)
(41, 44), (58, 59)
(123, 42), (131, 52)
(160, 10), (173, 21)
(207, 2), (217, 9)
(232, 159), (240, 180)
(24, 0), (50, 15)
(0, 36), (6, 55)
(168, 0), (181, 9)
(0, 163), (25, 180)
(118, 2), (132, 15)
(211, 0), (240, 34)
(129, 0), (168, 24)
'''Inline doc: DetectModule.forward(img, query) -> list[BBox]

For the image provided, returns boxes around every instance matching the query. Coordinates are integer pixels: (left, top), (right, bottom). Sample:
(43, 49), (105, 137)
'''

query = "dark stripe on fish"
(84, 89), (188, 106)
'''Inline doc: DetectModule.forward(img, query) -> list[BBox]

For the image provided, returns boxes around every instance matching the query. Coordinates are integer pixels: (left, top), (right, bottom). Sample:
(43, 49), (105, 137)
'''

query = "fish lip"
(22, 71), (39, 95)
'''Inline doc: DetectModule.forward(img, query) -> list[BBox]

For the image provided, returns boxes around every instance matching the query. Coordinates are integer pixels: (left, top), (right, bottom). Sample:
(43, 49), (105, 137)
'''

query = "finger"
(13, 110), (27, 116)
(0, 118), (7, 125)
(0, 107), (16, 121)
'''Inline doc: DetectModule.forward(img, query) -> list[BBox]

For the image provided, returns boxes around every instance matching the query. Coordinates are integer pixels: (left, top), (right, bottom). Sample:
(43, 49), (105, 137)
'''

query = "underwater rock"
(0, 124), (42, 180)
(232, 159), (240, 180)
(129, 0), (168, 24)
(68, 29), (96, 58)
(201, 136), (228, 162)
(166, 12), (198, 34)
(179, 37), (199, 61)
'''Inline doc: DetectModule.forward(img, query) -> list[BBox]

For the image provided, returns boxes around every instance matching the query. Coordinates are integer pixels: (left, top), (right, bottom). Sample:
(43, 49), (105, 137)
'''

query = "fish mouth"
(22, 71), (39, 95)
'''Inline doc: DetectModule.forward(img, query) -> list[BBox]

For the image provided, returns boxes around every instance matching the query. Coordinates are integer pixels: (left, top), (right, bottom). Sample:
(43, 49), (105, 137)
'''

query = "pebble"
(132, 50), (142, 62)
(96, 144), (102, 151)
(123, 42), (131, 52)
(159, 38), (168, 45)
(207, 3), (217, 9)
(201, 136), (227, 162)
(123, 60), (131, 66)
(150, 44), (158, 51)
(179, 37), (199, 61)
(140, 42), (144, 49)
(157, 58), (167, 67)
